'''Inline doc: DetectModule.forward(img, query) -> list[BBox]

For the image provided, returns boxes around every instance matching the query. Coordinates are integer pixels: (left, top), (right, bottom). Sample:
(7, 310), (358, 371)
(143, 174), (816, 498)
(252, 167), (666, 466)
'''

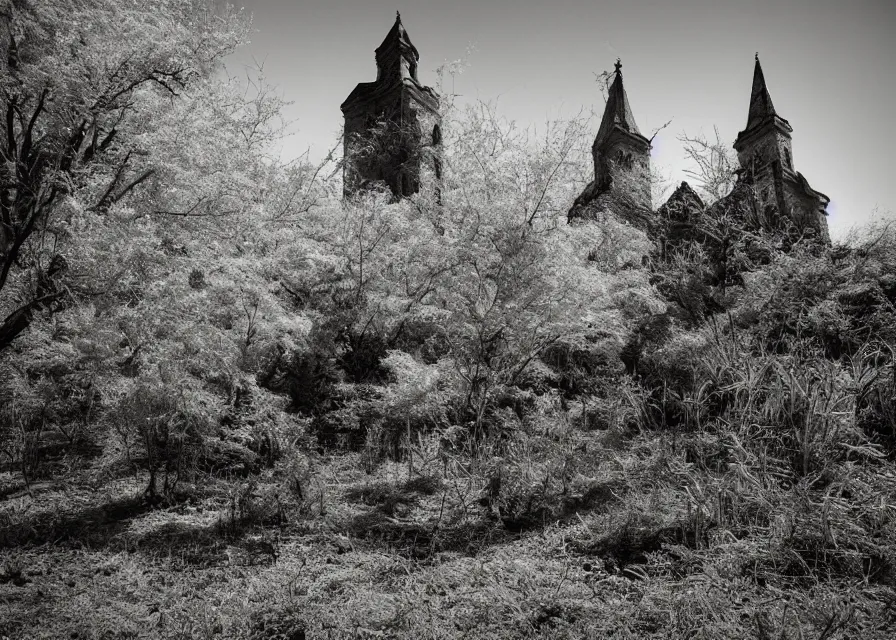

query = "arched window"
(783, 148), (792, 169)
(432, 125), (443, 181)
(401, 172), (418, 196)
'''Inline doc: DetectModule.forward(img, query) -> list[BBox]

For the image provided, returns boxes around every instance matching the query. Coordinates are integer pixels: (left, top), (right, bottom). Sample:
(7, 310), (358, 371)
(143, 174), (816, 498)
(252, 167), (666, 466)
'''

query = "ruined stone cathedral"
(730, 55), (830, 242)
(342, 16), (830, 243)
(568, 54), (831, 243)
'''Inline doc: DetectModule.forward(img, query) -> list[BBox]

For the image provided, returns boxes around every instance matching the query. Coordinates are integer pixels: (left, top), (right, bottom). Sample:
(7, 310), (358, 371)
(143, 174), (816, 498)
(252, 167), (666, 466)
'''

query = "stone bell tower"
(592, 60), (651, 198)
(732, 55), (830, 242)
(341, 12), (442, 200)
(569, 60), (652, 222)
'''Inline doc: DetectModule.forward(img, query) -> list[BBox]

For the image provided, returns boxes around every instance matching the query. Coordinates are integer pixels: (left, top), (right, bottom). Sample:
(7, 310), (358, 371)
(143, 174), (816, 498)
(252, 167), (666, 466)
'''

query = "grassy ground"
(2, 418), (895, 640)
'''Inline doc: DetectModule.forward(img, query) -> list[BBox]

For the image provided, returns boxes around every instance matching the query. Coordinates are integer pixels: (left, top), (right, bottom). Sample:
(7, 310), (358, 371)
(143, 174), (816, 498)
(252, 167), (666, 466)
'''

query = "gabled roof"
(658, 181), (705, 223)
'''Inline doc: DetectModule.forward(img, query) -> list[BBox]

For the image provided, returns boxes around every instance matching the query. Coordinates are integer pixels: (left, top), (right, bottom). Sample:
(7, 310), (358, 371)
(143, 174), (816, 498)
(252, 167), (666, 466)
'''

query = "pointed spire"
(373, 11), (420, 83)
(377, 11), (418, 60)
(744, 54), (777, 131)
(595, 58), (643, 145)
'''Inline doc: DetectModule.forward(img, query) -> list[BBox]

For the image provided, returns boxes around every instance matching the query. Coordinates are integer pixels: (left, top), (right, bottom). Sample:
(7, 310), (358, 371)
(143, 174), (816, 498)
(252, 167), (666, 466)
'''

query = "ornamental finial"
(615, 58), (622, 74)
(396, 11), (401, 22)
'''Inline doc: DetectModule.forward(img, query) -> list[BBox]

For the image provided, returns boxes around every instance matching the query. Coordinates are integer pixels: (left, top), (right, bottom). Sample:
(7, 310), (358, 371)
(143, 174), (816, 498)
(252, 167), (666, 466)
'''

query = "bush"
(107, 379), (217, 503)
(541, 334), (624, 396)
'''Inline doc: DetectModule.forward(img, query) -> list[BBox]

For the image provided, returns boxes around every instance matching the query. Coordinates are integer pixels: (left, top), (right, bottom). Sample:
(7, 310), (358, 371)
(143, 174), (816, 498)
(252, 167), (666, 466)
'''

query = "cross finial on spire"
(396, 10), (401, 22)
(615, 58), (622, 74)
(755, 51), (759, 61)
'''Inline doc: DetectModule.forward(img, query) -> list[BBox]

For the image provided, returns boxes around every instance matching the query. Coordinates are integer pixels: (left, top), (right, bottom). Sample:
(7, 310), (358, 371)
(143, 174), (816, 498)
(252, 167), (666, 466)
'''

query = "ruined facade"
(341, 12), (442, 200)
(564, 55), (830, 244)
(341, 20), (830, 242)
(726, 55), (830, 242)
(568, 60), (652, 224)
(655, 181), (705, 253)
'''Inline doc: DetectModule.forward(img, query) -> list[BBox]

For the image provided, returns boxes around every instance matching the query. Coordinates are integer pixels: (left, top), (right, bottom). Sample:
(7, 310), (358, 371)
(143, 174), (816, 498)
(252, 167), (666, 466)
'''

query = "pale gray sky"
(229, 0), (895, 238)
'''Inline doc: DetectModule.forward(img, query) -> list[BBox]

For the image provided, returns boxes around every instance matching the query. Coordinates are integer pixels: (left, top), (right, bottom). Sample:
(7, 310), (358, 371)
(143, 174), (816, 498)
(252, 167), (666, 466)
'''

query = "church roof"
(736, 55), (792, 145)
(793, 171), (830, 207)
(745, 55), (776, 130)
(375, 11), (419, 62)
(341, 12), (438, 115)
(658, 182), (705, 223)
(595, 60), (644, 147)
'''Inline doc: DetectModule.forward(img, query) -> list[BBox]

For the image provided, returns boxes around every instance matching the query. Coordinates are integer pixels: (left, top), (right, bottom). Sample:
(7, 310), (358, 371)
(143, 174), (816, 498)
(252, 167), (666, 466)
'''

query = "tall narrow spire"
(735, 54), (792, 153)
(569, 59), (652, 222)
(730, 56), (830, 244)
(744, 54), (777, 132)
(595, 58), (643, 145)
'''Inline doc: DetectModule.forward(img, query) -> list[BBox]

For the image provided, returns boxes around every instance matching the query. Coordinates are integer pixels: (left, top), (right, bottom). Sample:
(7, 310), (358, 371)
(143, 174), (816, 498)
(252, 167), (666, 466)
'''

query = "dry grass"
(2, 398), (895, 640)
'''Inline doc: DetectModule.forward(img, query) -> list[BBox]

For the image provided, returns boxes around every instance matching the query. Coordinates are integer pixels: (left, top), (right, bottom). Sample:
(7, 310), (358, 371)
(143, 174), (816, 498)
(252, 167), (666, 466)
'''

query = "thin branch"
(648, 118), (673, 144)
(111, 168), (155, 204)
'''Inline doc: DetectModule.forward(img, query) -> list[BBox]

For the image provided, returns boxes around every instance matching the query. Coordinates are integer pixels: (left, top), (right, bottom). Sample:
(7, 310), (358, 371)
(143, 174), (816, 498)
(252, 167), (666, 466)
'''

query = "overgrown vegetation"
(1, 2), (894, 638)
